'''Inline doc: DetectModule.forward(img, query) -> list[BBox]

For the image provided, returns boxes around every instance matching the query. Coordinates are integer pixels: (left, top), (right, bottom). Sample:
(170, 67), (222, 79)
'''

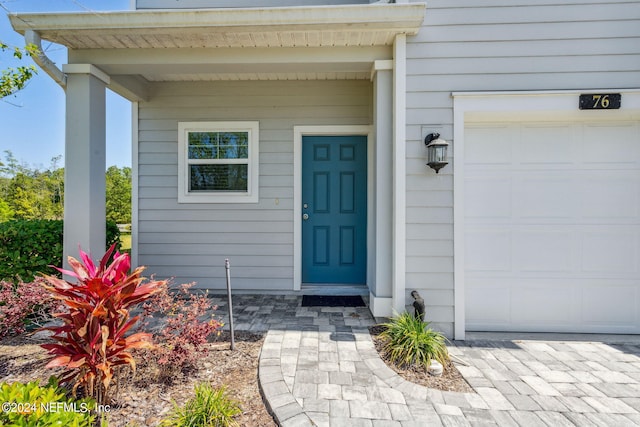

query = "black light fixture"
(424, 132), (449, 173)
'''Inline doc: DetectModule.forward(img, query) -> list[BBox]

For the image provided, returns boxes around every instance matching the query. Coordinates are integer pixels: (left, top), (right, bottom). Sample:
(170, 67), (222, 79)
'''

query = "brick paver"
(208, 295), (640, 426)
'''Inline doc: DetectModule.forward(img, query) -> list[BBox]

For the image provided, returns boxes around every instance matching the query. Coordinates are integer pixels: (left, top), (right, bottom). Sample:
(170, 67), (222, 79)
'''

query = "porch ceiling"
(9, 3), (425, 98)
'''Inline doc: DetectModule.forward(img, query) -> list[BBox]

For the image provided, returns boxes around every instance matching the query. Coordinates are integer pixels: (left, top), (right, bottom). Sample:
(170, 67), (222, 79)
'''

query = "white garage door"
(465, 118), (640, 333)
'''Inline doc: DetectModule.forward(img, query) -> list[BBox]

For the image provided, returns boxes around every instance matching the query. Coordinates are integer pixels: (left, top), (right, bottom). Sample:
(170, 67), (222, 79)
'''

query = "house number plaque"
(579, 93), (621, 110)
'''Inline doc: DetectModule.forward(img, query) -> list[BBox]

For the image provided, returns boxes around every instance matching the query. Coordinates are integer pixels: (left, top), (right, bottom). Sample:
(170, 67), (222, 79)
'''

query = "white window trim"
(178, 121), (259, 203)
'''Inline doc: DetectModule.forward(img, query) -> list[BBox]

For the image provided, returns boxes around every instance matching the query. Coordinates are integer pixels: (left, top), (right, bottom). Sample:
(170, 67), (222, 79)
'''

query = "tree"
(5, 172), (40, 218)
(0, 150), (29, 177)
(106, 166), (132, 224)
(0, 199), (13, 221)
(0, 42), (38, 98)
(0, 151), (63, 220)
(3, 169), (63, 220)
(0, 152), (131, 224)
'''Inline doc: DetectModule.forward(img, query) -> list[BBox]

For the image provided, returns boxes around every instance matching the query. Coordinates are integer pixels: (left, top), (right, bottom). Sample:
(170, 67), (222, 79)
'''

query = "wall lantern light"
(425, 132), (449, 173)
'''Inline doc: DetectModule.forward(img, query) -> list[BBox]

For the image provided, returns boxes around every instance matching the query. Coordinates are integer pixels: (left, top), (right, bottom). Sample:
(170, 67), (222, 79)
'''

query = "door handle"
(303, 213), (309, 220)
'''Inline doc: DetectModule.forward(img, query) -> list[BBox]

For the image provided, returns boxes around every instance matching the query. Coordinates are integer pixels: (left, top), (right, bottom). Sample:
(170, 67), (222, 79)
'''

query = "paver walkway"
(209, 295), (640, 426)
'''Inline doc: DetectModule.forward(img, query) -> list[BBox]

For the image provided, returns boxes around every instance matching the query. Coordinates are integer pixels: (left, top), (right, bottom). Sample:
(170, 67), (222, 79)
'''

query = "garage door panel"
(466, 280), (511, 325)
(465, 176), (512, 219)
(514, 176), (574, 219)
(468, 280), (639, 332)
(465, 125), (513, 165)
(582, 283), (638, 326)
(582, 123), (639, 165)
(581, 229), (638, 274)
(513, 231), (573, 273)
(580, 172), (639, 219)
(510, 283), (574, 325)
(521, 124), (574, 165)
(465, 229), (511, 272)
(467, 279), (579, 331)
(465, 119), (640, 334)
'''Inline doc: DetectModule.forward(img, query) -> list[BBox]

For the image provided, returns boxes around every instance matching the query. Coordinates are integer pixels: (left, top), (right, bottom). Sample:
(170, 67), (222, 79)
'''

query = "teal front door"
(302, 135), (367, 284)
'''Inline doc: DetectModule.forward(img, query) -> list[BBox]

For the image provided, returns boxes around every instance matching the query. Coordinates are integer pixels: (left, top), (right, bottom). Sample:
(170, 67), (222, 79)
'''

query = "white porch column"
(370, 60), (394, 317)
(392, 34), (407, 314)
(62, 64), (110, 263)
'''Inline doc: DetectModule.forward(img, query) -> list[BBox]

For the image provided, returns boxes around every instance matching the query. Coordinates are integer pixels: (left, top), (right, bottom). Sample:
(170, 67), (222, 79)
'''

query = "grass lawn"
(120, 233), (131, 252)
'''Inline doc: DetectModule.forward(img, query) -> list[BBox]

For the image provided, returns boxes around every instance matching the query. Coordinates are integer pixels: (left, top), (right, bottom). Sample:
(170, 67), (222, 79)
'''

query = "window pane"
(188, 132), (218, 159)
(218, 132), (249, 159)
(188, 131), (248, 160)
(189, 164), (248, 192)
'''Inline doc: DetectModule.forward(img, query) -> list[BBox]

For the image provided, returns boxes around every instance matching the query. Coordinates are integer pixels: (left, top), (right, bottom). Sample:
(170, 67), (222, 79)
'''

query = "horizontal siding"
(139, 220), (294, 233)
(424, 3), (640, 25)
(405, 0), (640, 335)
(413, 22), (639, 43)
(408, 56), (640, 75)
(139, 232), (292, 245)
(138, 80), (371, 290)
(410, 38), (640, 59)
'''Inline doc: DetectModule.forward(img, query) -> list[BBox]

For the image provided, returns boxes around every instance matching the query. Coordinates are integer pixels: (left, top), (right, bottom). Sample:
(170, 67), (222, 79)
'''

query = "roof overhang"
(9, 3), (426, 100)
(9, 4), (425, 49)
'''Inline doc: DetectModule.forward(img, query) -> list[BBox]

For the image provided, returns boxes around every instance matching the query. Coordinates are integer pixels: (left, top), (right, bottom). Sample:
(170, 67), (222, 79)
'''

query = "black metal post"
(225, 258), (235, 351)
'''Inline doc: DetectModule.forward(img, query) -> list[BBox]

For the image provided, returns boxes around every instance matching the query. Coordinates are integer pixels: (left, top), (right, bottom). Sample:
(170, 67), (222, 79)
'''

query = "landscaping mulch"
(369, 325), (474, 393)
(1, 326), (473, 426)
(0, 331), (276, 427)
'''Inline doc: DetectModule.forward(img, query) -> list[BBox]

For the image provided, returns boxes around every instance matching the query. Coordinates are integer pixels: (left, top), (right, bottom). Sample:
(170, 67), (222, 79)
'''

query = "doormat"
(301, 295), (366, 307)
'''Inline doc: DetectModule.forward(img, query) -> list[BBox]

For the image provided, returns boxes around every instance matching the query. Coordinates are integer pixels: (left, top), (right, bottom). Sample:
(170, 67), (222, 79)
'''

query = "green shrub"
(0, 220), (63, 281)
(0, 220), (120, 281)
(105, 221), (121, 251)
(161, 383), (242, 427)
(0, 377), (96, 427)
(380, 311), (450, 370)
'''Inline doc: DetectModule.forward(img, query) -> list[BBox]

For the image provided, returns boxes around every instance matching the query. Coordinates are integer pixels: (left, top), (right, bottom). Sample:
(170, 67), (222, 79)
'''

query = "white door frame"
(293, 125), (373, 291)
(453, 89), (640, 340)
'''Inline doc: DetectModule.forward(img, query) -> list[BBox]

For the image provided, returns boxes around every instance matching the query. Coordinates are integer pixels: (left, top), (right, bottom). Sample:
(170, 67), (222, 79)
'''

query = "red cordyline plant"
(39, 244), (167, 404)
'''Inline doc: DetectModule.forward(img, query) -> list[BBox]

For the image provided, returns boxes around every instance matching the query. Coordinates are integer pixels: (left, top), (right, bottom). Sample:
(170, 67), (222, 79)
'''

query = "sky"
(0, 0), (133, 170)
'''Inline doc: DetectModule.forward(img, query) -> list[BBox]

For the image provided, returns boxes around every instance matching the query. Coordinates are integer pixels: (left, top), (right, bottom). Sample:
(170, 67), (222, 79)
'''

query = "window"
(178, 121), (259, 203)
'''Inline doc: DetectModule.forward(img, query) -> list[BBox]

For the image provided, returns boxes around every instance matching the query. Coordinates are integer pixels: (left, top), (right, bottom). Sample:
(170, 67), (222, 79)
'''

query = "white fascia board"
(9, 3), (426, 37)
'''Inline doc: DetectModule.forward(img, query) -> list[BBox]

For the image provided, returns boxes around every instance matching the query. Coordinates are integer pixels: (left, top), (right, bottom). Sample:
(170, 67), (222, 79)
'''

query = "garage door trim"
(452, 89), (640, 340)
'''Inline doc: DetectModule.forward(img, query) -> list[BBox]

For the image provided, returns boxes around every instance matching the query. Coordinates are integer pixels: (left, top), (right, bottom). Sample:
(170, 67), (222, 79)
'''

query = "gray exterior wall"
(137, 80), (372, 290)
(405, 0), (640, 336)
(133, 0), (640, 337)
(136, 0), (370, 9)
